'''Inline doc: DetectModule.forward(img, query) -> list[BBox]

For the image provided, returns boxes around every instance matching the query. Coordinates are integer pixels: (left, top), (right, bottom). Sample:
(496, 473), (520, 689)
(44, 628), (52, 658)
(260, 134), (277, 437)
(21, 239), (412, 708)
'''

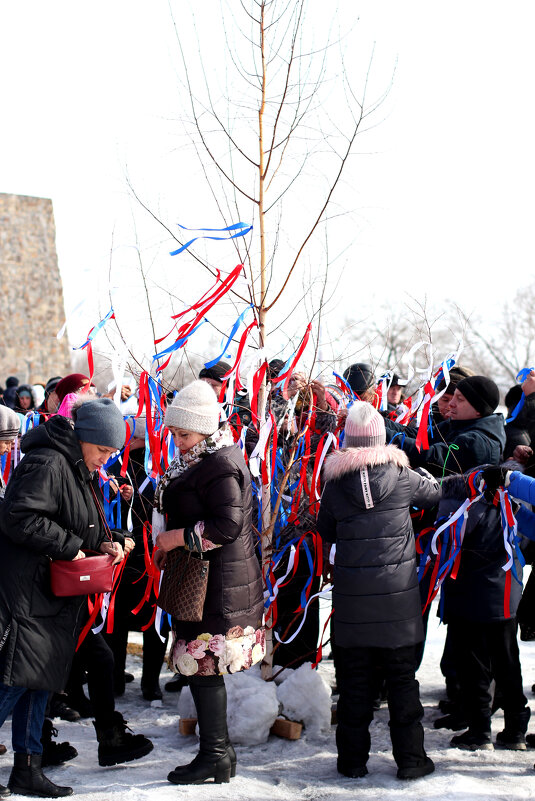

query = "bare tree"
(114, 0), (391, 677)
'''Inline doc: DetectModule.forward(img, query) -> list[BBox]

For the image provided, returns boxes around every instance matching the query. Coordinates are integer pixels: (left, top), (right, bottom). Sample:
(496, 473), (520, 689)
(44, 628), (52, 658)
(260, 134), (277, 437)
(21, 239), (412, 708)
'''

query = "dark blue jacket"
(384, 413), (506, 477)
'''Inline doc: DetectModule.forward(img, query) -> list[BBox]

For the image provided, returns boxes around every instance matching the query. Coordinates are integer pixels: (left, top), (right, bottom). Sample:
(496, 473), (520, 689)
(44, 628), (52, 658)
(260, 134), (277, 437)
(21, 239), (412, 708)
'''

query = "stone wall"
(0, 193), (71, 386)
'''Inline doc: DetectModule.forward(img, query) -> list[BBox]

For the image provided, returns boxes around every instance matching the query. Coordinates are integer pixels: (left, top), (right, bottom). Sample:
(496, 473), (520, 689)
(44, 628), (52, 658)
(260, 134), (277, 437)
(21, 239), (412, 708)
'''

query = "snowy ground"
(1, 603), (535, 800)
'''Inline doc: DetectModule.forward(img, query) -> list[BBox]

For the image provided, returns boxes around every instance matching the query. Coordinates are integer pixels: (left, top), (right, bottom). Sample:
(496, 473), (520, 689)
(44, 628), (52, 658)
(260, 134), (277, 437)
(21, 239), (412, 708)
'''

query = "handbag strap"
(90, 483), (114, 543)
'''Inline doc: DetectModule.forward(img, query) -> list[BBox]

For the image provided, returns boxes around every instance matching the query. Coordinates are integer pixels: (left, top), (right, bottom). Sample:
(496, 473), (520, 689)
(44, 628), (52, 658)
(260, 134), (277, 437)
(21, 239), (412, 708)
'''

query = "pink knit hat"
(345, 401), (386, 448)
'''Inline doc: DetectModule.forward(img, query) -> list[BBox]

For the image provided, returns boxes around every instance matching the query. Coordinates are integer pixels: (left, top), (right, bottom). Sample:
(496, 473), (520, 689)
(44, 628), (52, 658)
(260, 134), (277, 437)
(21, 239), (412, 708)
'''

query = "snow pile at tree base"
(275, 663), (331, 738)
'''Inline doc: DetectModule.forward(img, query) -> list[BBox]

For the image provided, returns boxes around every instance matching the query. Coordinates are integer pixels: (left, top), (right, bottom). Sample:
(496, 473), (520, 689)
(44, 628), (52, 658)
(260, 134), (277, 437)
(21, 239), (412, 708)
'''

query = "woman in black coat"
(317, 402), (440, 781)
(0, 399), (126, 798)
(154, 380), (264, 786)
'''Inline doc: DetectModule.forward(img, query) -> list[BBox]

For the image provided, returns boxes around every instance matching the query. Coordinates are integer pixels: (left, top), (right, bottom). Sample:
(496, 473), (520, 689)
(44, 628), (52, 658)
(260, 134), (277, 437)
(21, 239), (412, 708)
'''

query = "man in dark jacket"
(0, 399), (126, 798)
(438, 468), (531, 751)
(317, 402), (440, 781)
(384, 375), (505, 478)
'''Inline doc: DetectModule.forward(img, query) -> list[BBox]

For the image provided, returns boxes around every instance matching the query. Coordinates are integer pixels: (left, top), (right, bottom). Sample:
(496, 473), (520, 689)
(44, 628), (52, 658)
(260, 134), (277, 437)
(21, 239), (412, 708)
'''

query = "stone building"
(0, 193), (71, 385)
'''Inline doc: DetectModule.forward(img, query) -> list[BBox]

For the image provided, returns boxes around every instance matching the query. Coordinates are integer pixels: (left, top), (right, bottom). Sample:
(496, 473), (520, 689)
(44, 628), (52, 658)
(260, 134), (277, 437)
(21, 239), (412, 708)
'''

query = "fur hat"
(456, 375), (500, 417)
(0, 406), (21, 439)
(164, 380), (221, 435)
(343, 363), (375, 395)
(345, 401), (386, 448)
(55, 373), (92, 402)
(73, 398), (126, 450)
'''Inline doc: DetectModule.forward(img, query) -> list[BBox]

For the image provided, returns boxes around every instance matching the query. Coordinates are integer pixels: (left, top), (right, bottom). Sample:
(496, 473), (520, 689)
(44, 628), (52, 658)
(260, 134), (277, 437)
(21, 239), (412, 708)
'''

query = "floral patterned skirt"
(168, 625), (266, 677)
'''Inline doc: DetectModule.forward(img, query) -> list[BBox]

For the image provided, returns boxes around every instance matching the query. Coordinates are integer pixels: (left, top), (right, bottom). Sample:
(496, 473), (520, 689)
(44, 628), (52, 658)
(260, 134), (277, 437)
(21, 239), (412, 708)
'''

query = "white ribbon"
(264, 545), (296, 605)
(248, 415), (273, 478)
(313, 432), (336, 500)
(274, 584), (333, 645)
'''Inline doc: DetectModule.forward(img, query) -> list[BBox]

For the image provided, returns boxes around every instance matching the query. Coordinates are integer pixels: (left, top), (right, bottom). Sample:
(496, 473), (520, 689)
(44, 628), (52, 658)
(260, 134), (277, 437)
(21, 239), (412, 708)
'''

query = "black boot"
(225, 724), (236, 779)
(93, 711), (153, 767)
(40, 719), (78, 768)
(0, 784), (10, 798)
(167, 677), (232, 785)
(7, 753), (72, 797)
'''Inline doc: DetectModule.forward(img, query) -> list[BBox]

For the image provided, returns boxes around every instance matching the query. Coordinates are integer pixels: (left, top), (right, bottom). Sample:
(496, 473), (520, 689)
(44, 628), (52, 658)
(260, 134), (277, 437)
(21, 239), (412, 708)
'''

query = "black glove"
(481, 466), (511, 501)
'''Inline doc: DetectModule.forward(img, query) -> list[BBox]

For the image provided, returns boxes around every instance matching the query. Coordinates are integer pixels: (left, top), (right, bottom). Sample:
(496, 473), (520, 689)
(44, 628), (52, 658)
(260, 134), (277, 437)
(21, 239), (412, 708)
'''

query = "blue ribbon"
(74, 308), (114, 350)
(153, 318), (207, 361)
(204, 305), (254, 369)
(170, 222), (252, 256)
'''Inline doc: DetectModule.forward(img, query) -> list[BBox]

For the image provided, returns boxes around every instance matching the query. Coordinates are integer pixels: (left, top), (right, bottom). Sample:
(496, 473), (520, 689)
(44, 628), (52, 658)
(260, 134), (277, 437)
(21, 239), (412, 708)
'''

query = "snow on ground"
(1, 604), (535, 800)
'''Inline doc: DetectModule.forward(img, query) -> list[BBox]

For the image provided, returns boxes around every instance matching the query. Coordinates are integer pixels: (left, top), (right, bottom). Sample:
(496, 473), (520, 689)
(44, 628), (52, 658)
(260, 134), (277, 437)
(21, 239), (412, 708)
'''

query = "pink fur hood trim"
(323, 445), (409, 481)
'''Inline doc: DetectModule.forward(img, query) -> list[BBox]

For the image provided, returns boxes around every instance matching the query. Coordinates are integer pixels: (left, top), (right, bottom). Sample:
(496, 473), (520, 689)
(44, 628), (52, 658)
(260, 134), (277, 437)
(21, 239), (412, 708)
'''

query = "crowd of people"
(0, 356), (534, 796)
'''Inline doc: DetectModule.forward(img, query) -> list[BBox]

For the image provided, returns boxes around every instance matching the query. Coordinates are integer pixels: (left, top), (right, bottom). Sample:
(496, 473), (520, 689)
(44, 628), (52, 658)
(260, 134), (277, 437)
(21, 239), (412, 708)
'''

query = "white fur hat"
(164, 380), (221, 435)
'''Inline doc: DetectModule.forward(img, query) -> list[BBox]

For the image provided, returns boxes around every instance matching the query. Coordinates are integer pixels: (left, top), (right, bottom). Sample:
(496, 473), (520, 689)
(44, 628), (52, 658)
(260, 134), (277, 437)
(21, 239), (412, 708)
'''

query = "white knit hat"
(164, 380), (221, 435)
(345, 401), (386, 448)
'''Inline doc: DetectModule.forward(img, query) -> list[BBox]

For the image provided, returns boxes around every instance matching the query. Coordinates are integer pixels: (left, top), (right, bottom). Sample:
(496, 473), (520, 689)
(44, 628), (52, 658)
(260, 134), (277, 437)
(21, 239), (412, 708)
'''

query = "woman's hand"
(100, 541), (125, 565)
(153, 549), (167, 571)
(72, 550), (86, 561)
(124, 537), (135, 555)
(155, 528), (185, 553)
(119, 484), (134, 502)
(522, 369), (535, 398)
(337, 406), (348, 429)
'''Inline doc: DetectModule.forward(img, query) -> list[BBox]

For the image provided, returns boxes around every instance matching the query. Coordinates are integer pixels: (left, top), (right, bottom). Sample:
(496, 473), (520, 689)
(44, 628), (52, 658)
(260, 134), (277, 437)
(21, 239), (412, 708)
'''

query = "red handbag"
(50, 484), (116, 597)
(50, 550), (115, 596)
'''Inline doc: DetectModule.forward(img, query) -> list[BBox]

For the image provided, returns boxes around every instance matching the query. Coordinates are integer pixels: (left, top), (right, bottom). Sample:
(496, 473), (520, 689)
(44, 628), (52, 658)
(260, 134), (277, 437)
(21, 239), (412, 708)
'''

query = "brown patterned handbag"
(158, 547), (209, 622)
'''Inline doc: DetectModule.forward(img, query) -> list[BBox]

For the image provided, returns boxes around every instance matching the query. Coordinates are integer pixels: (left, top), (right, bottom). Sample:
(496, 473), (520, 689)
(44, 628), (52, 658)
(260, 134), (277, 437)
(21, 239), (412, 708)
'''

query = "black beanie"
(456, 376), (500, 417)
(198, 361), (231, 384)
(343, 363), (375, 395)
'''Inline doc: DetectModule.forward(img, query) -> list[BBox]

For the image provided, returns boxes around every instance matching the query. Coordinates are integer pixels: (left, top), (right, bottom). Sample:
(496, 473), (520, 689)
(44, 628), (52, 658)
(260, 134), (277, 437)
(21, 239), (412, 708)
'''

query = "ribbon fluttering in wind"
(170, 222), (252, 256)
(153, 265), (245, 371)
(72, 308), (115, 385)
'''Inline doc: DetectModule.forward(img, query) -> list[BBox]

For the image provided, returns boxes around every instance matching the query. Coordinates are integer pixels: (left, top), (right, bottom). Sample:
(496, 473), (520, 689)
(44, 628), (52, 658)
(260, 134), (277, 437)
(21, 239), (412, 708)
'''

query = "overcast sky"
(1, 1), (534, 372)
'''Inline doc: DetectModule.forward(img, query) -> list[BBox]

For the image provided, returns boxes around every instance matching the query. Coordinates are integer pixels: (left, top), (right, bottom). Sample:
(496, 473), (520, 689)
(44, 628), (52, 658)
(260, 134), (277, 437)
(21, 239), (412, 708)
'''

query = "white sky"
(1, 1), (534, 372)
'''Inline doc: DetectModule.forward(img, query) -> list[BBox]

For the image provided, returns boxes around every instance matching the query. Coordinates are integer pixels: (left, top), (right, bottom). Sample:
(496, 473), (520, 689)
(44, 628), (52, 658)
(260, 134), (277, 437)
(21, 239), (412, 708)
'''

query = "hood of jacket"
(323, 445), (410, 510)
(20, 414), (90, 482)
(324, 444), (409, 481)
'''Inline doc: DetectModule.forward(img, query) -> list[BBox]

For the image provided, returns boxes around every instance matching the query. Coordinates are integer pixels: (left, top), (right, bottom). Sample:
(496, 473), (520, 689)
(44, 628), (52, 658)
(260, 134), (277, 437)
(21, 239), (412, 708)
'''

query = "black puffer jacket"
(385, 413), (506, 477)
(0, 416), (106, 692)
(162, 444), (264, 641)
(317, 445), (441, 649)
(439, 472), (523, 622)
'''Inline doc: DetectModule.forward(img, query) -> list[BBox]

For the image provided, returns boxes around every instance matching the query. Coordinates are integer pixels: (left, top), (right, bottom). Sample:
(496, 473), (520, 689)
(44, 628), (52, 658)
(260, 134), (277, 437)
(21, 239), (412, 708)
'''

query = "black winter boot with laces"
(93, 711), (153, 767)
(40, 719), (78, 768)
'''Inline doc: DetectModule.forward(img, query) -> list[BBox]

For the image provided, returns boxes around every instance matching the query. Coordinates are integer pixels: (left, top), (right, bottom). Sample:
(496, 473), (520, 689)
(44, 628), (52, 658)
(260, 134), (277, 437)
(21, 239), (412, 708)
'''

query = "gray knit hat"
(0, 406), (21, 439)
(164, 380), (220, 435)
(74, 398), (126, 450)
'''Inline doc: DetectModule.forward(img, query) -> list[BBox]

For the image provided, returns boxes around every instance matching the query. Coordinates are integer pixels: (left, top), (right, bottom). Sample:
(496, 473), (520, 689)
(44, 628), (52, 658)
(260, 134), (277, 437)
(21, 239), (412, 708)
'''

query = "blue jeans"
(0, 683), (48, 754)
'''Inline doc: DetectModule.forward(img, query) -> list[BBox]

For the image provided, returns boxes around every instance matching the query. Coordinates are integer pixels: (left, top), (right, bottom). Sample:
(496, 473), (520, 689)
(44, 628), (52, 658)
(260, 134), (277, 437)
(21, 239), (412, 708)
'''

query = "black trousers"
(67, 632), (116, 727)
(103, 560), (169, 695)
(272, 550), (320, 669)
(336, 643), (426, 770)
(449, 616), (529, 734)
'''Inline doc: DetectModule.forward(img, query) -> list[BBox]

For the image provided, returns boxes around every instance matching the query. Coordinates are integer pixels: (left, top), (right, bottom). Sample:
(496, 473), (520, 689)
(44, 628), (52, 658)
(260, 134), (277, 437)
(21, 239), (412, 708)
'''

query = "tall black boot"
(7, 753), (72, 797)
(93, 711), (153, 767)
(40, 719), (78, 768)
(167, 677), (232, 785)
